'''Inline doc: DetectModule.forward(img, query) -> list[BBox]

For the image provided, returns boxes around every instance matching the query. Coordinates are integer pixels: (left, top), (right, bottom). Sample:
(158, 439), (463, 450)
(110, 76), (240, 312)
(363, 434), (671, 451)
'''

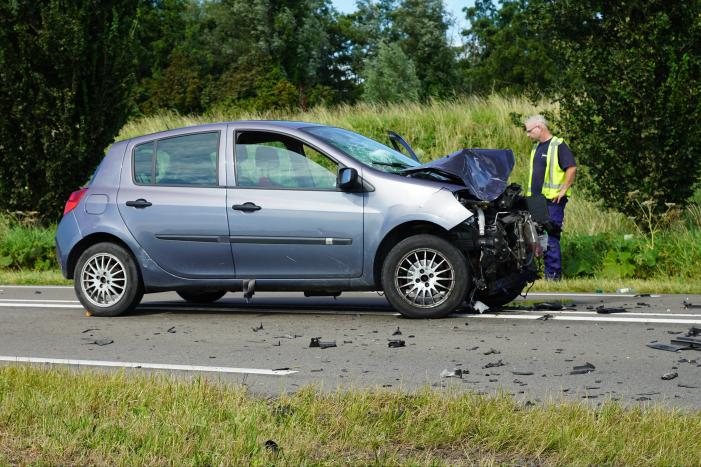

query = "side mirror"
(337, 167), (359, 191)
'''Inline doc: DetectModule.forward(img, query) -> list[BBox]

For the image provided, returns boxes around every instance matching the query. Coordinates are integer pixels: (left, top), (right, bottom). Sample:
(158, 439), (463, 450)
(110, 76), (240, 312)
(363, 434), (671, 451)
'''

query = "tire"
(381, 234), (469, 318)
(177, 290), (226, 303)
(74, 242), (143, 317)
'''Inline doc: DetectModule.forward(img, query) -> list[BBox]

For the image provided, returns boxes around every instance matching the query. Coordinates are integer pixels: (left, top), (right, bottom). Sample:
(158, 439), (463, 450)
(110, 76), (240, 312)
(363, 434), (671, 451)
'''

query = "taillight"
(63, 188), (87, 215)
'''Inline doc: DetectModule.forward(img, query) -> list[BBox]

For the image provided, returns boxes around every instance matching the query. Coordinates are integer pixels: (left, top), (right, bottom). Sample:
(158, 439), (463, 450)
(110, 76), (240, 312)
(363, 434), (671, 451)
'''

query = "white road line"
(0, 298), (80, 303)
(456, 313), (701, 325)
(0, 285), (73, 289)
(522, 292), (662, 298)
(0, 356), (297, 376)
(517, 310), (701, 318)
(0, 303), (82, 309)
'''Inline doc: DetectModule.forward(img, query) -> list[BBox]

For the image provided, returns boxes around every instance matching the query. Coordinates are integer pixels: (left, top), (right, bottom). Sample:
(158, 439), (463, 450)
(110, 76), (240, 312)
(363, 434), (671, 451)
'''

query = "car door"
(117, 127), (235, 279)
(226, 128), (364, 279)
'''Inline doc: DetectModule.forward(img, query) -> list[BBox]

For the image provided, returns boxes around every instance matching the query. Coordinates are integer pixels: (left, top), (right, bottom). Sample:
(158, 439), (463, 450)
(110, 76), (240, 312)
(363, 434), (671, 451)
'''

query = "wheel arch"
(372, 221), (450, 289)
(66, 233), (138, 280)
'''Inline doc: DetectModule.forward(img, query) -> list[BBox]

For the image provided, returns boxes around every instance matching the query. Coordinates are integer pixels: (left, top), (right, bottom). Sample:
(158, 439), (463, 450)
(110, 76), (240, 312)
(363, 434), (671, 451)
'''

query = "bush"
(0, 214), (57, 271)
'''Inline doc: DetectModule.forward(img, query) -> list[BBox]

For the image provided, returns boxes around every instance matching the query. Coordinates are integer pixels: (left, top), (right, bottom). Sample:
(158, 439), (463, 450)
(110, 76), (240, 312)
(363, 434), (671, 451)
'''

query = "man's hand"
(554, 189), (567, 203)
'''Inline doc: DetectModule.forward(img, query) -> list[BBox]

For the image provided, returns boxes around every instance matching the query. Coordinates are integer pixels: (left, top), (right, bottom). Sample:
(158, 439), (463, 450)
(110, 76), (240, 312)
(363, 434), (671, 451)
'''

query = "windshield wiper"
(371, 161), (411, 169)
(401, 167), (464, 184)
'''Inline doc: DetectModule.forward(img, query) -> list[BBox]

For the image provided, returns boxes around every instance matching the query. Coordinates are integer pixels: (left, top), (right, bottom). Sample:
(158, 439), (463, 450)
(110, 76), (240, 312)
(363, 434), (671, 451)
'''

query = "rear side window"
(133, 132), (219, 186)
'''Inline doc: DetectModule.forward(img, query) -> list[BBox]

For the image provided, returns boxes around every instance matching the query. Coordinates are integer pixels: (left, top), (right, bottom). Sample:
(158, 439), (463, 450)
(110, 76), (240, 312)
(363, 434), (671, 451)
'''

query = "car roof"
(120, 120), (327, 145)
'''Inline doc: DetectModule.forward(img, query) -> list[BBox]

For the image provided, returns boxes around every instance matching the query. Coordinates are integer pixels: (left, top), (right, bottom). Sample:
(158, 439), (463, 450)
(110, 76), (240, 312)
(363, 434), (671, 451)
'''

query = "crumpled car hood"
(402, 148), (515, 201)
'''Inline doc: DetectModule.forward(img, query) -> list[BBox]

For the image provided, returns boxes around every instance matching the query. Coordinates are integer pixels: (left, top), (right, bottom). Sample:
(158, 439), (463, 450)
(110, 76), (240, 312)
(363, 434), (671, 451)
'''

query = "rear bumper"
(54, 213), (82, 278)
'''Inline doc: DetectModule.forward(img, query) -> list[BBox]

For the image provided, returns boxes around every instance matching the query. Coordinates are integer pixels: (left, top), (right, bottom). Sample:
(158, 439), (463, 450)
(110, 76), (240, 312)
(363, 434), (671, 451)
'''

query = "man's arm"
(555, 166), (577, 203)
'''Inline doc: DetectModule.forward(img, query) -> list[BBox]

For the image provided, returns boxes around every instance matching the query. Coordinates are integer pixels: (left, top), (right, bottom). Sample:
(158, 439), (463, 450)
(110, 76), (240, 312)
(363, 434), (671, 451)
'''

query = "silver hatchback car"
(55, 121), (548, 318)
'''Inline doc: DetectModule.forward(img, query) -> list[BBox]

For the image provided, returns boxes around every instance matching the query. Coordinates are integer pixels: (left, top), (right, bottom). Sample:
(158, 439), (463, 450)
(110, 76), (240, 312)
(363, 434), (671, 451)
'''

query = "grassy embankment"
(1, 366), (700, 465)
(2, 95), (701, 291)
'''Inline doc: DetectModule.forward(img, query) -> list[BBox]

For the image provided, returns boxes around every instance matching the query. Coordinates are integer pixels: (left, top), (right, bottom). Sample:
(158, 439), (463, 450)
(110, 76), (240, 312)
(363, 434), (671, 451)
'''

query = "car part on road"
(682, 300), (701, 309)
(483, 359), (505, 369)
(687, 326), (701, 336)
(596, 306), (627, 314)
(74, 242), (143, 317)
(670, 336), (701, 349)
(533, 302), (564, 311)
(512, 370), (534, 376)
(661, 372), (678, 380)
(440, 368), (465, 378)
(392, 327), (402, 336)
(647, 343), (690, 352)
(251, 322), (264, 332)
(536, 314), (553, 321)
(89, 338), (113, 346)
(570, 362), (596, 375)
(388, 339), (406, 348)
(309, 337), (336, 349)
(176, 290), (226, 303)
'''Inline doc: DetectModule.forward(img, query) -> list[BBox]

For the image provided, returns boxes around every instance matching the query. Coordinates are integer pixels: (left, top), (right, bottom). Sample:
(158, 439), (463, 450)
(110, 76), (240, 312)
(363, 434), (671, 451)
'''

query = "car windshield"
(304, 126), (420, 173)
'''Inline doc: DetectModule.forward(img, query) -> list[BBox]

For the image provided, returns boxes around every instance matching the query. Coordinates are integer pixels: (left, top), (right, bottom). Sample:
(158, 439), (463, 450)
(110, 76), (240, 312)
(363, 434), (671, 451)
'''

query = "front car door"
(117, 126), (235, 278)
(225, 128), (364, 278)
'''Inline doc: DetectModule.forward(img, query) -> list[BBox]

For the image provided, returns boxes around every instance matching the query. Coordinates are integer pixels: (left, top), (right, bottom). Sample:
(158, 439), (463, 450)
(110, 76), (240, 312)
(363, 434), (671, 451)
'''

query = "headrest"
(255, 145), (279, 168)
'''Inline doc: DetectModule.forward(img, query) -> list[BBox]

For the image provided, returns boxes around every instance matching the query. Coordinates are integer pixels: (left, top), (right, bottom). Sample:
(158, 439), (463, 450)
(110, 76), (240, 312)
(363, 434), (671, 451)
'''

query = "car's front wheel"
(381, 234), (469, 318)
(74, 242), (143, 317)
(177, 290), (227, 303)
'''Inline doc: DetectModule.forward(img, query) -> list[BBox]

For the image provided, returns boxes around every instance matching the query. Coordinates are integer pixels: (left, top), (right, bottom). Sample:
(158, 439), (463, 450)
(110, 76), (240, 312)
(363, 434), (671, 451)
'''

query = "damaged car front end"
(402, 147), (551, 308)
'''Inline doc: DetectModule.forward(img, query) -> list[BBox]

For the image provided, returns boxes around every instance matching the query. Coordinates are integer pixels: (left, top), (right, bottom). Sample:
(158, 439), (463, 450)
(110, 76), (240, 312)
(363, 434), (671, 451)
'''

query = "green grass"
(0, 366), (699, 465)
(0, 269), (70, 285)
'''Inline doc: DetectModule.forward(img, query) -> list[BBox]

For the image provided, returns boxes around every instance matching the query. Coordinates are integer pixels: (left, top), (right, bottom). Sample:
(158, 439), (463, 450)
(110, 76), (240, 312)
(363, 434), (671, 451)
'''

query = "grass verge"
(1, 366), (699, 465)
(0, 270), (70, 286)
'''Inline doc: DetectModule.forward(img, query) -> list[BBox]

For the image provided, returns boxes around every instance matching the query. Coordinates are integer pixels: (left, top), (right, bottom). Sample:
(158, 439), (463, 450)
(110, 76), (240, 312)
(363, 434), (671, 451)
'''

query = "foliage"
(0, 0), (140, 219)
(461, 0), (557, 95)
(537, 0), (701, 217)
(362, 42), (421, 103)
(0, 213), (57, 271)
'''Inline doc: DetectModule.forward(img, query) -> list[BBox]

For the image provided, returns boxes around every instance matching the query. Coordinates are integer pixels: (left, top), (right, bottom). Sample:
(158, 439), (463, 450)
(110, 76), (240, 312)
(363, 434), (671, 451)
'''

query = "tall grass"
(1, 366), (700, 465)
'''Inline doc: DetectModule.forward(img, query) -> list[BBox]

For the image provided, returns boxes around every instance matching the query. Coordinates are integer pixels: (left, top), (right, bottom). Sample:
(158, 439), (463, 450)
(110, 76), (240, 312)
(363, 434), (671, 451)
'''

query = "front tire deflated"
(382, 234), (469, 318)
(74, 242), (143, 317)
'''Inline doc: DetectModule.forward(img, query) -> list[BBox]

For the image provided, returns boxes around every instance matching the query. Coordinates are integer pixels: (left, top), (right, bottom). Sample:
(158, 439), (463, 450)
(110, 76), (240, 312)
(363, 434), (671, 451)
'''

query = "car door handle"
(232, 202), (261, 212)
(126, 199), (152, 209)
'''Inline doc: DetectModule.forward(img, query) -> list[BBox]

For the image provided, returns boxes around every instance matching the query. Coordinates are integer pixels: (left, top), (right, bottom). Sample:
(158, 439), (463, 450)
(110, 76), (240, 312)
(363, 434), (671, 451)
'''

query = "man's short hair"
(525, 115), (548, 130)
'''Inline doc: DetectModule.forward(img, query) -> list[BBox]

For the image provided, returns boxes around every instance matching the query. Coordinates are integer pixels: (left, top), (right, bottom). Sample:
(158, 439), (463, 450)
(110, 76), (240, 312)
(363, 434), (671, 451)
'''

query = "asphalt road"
(1, 285), (700, 409)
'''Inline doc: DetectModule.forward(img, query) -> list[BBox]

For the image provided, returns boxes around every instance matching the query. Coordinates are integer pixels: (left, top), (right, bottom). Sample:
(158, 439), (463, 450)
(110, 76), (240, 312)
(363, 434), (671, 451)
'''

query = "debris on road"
(533, 302), (564, 311)
(251, 322), (264, 332)
(81, 328), (99, 334)
(687, 327), (701, 337)
(570, 362), (595, 375)
(683, 299), (701, 309)
(167, 326), (176, 334)
(512, 370), (534, 376)
(670, 336), (701, 350)
(661, 372), (678, 381)
(483, 348), (500, 355)
(440, 368), (465, 378)
(677, 383), (699, 389)
(647, 343), (689, 352)
(273, 334), (303, 339)
(392, 327), (402, 336)
(472, 301), (489, 314)
(596, 306), (627, 314)
(309, 337), (336, 349)
(536, 314), (553, 321)
(483, 359), (505, 369)
(90, 339), (113, 346)
(388, 339), (405, 348)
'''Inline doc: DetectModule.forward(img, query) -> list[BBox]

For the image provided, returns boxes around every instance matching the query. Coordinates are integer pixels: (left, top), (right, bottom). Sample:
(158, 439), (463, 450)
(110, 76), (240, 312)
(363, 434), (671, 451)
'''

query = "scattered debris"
(635, 293), (651, 297)
(661, 372), (678, 381)
(90, 339), (113, 346)
(636, 302), (651, 307)
(670, 336), (701, 350)
(84, 311), (92, 317)
(273, 341), (281, 346)
(647, 343), (688, 352)
(483, 348), (500, 355)
(273, 334), (303, 339)
(34, 290), (42, 294)
(687, 327), (701, 337)
(309, 337), (336, 349)
(536, 314), (553, 321)
(467, 346), (479, 351)
(570, 362), (595, 375)
(264, 440), (280, 453)
(683, 299), (701, 309)
(440, 368), (465, 378)
(483, 359), (505, 369)
(388, 340), (405, 348)
(251, 323), (264, 332)
(392, 327), (402, 336)
(677, 383), (699, 389)
(472, 301), (489, 314)
(167, 326), (176, 334)
(596, 306), (627, 314)
(616, 287), (633, 294)
(81, 328), (99, 334)
(512, 370), (534, 376)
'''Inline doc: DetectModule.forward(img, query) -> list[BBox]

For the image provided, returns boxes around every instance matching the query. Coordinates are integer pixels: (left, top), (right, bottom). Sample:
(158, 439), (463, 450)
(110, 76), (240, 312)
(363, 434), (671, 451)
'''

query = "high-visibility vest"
(527, 136), (571, 199)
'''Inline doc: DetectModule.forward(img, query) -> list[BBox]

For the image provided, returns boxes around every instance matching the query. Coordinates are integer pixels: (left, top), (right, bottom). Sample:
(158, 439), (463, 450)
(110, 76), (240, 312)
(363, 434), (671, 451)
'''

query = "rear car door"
(117, 127), (235, 278)
(226, 128), (364, 278)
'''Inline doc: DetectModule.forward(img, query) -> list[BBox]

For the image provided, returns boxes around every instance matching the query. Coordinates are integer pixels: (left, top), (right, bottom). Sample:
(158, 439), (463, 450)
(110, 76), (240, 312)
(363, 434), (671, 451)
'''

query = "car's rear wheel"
(74, 242), (143, 317)
(177, 290), (227, 303)
(381, 234), (469, 318)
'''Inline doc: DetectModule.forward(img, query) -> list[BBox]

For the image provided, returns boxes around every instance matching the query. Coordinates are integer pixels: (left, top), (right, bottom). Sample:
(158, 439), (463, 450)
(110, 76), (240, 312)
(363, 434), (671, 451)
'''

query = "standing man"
(524, 115), (577, 281)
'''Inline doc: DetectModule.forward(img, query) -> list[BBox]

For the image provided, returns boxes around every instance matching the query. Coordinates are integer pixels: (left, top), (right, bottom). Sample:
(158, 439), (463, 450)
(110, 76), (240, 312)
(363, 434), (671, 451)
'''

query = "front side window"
(235, 131), (338, 190)
(133, 132), (219, 186)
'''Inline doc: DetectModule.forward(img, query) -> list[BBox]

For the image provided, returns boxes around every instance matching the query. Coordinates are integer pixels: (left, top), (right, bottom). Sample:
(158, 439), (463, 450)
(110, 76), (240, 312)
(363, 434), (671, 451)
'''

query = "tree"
(0, 0), (140, 219)
(460, 0), (557, 95)
(392, 0), (458, 99)
(362, 41), (421, 103)
(537, 0), (701, 217)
